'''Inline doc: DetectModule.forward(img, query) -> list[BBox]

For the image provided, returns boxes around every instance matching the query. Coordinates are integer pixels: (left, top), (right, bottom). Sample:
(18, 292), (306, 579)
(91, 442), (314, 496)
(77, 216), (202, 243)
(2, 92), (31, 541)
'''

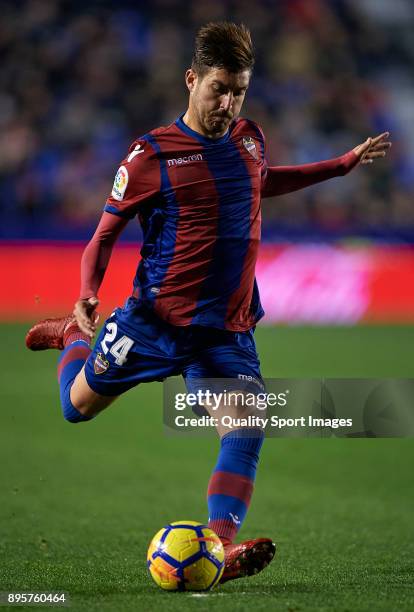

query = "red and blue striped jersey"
(105, 114), (267, 331)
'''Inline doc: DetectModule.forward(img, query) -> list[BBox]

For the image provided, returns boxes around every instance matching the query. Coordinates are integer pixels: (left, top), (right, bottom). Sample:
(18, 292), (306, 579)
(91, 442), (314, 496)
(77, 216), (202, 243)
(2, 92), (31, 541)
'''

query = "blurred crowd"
(1, 0), (414, 240)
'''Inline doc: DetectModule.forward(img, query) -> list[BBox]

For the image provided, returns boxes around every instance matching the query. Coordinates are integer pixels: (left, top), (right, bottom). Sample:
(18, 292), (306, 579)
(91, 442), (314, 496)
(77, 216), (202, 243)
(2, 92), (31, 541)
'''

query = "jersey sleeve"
(104, 138), (161, 219)
(79, 212), (129, 299)
(249, 123), (359, 196)
(261, 150), (359, 198)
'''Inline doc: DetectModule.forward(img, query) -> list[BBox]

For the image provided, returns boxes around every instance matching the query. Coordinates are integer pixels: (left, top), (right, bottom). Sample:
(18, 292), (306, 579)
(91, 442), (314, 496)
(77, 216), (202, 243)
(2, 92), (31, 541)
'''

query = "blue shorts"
(84, 297), (263, 398)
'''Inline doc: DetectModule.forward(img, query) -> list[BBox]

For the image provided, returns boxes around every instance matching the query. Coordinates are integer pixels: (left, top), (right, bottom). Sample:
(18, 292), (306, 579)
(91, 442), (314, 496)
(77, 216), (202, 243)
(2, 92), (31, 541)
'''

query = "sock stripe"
(207, 470), (254, 504)
(208, 493), (248, 514)
(57, 343), (91, 381)
(65, 331), (90, 346)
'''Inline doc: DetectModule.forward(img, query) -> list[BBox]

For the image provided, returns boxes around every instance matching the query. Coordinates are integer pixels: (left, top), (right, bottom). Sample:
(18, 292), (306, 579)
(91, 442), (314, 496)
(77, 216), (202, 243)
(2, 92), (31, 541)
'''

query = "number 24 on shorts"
(101, 322), (134, 366)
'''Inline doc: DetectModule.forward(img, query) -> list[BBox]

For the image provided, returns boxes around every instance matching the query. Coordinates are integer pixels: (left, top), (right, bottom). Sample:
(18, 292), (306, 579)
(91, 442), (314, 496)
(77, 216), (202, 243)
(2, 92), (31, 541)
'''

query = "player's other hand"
(353, 132), (392, 165)
(73, 296), (100, 338)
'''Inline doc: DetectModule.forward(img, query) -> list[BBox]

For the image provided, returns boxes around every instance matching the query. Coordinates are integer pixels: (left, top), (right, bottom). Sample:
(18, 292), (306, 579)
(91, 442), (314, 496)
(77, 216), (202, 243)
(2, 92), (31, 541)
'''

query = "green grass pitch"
(1, 323), (413, 611)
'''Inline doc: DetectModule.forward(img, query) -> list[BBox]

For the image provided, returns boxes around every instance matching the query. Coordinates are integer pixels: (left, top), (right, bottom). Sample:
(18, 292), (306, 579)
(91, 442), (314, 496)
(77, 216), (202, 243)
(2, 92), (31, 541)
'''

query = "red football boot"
(219, 538), (276, 583)
(25, 315), (79, 351)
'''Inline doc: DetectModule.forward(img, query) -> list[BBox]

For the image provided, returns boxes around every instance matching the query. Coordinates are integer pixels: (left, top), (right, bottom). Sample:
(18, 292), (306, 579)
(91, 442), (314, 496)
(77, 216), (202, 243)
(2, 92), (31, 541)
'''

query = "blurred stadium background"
(2, 0), (414, 324)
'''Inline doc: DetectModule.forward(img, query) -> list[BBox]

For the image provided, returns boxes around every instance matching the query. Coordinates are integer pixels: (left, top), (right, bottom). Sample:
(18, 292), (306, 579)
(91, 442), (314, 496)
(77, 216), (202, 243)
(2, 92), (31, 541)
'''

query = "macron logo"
(167, 153), (203, 167)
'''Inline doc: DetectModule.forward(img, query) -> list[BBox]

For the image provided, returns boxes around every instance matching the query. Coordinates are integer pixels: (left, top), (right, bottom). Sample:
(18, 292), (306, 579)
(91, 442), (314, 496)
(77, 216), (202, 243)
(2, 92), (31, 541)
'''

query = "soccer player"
(26, 22), (391, 583)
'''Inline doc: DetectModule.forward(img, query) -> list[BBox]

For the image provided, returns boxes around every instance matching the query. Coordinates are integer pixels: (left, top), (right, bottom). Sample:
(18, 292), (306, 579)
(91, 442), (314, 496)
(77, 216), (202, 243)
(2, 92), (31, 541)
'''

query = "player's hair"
(192, 22), (254, 76)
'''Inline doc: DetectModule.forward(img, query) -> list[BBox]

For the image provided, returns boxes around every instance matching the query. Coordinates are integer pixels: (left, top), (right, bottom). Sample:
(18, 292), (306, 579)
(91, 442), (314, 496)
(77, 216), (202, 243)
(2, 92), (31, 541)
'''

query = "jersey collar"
(175, 113), (231, 145)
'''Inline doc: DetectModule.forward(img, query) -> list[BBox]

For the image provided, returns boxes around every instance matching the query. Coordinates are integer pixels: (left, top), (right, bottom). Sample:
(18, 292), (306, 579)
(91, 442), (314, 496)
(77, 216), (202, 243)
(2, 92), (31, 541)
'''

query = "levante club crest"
(94, 352), (109, 375)
(243, 136), (258, 160)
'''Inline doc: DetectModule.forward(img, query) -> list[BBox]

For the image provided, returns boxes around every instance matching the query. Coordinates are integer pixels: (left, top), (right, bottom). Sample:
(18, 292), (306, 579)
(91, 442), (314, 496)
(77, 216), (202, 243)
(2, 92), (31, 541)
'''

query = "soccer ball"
(147, 520), (225, 591)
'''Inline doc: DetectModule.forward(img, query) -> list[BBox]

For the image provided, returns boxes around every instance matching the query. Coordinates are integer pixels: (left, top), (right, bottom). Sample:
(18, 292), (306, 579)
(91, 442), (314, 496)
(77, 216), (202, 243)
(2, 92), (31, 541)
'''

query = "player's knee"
(69, 375), (113, 418)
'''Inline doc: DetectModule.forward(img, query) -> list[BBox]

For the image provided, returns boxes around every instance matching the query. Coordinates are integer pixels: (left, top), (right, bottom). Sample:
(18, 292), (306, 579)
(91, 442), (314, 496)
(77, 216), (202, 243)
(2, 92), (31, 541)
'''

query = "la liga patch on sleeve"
(111, 165), (129, 201)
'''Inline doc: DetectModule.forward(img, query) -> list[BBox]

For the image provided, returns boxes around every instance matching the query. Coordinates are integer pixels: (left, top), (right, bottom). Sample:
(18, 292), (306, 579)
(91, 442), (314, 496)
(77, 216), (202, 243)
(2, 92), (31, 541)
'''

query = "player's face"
(186, 67), (251, 138)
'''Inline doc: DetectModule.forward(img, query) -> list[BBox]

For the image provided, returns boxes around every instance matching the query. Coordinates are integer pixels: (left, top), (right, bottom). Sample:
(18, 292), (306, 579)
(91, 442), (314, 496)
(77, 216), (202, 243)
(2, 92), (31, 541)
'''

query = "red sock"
(219, 536), (232, 547)
(63, 324), (90, 347)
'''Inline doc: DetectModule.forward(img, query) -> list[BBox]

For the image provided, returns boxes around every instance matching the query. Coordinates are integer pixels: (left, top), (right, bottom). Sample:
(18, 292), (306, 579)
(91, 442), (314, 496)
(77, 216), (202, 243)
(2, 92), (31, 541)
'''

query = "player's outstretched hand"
(353, 132), (392, 165)
(73, 296), (100, 338)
